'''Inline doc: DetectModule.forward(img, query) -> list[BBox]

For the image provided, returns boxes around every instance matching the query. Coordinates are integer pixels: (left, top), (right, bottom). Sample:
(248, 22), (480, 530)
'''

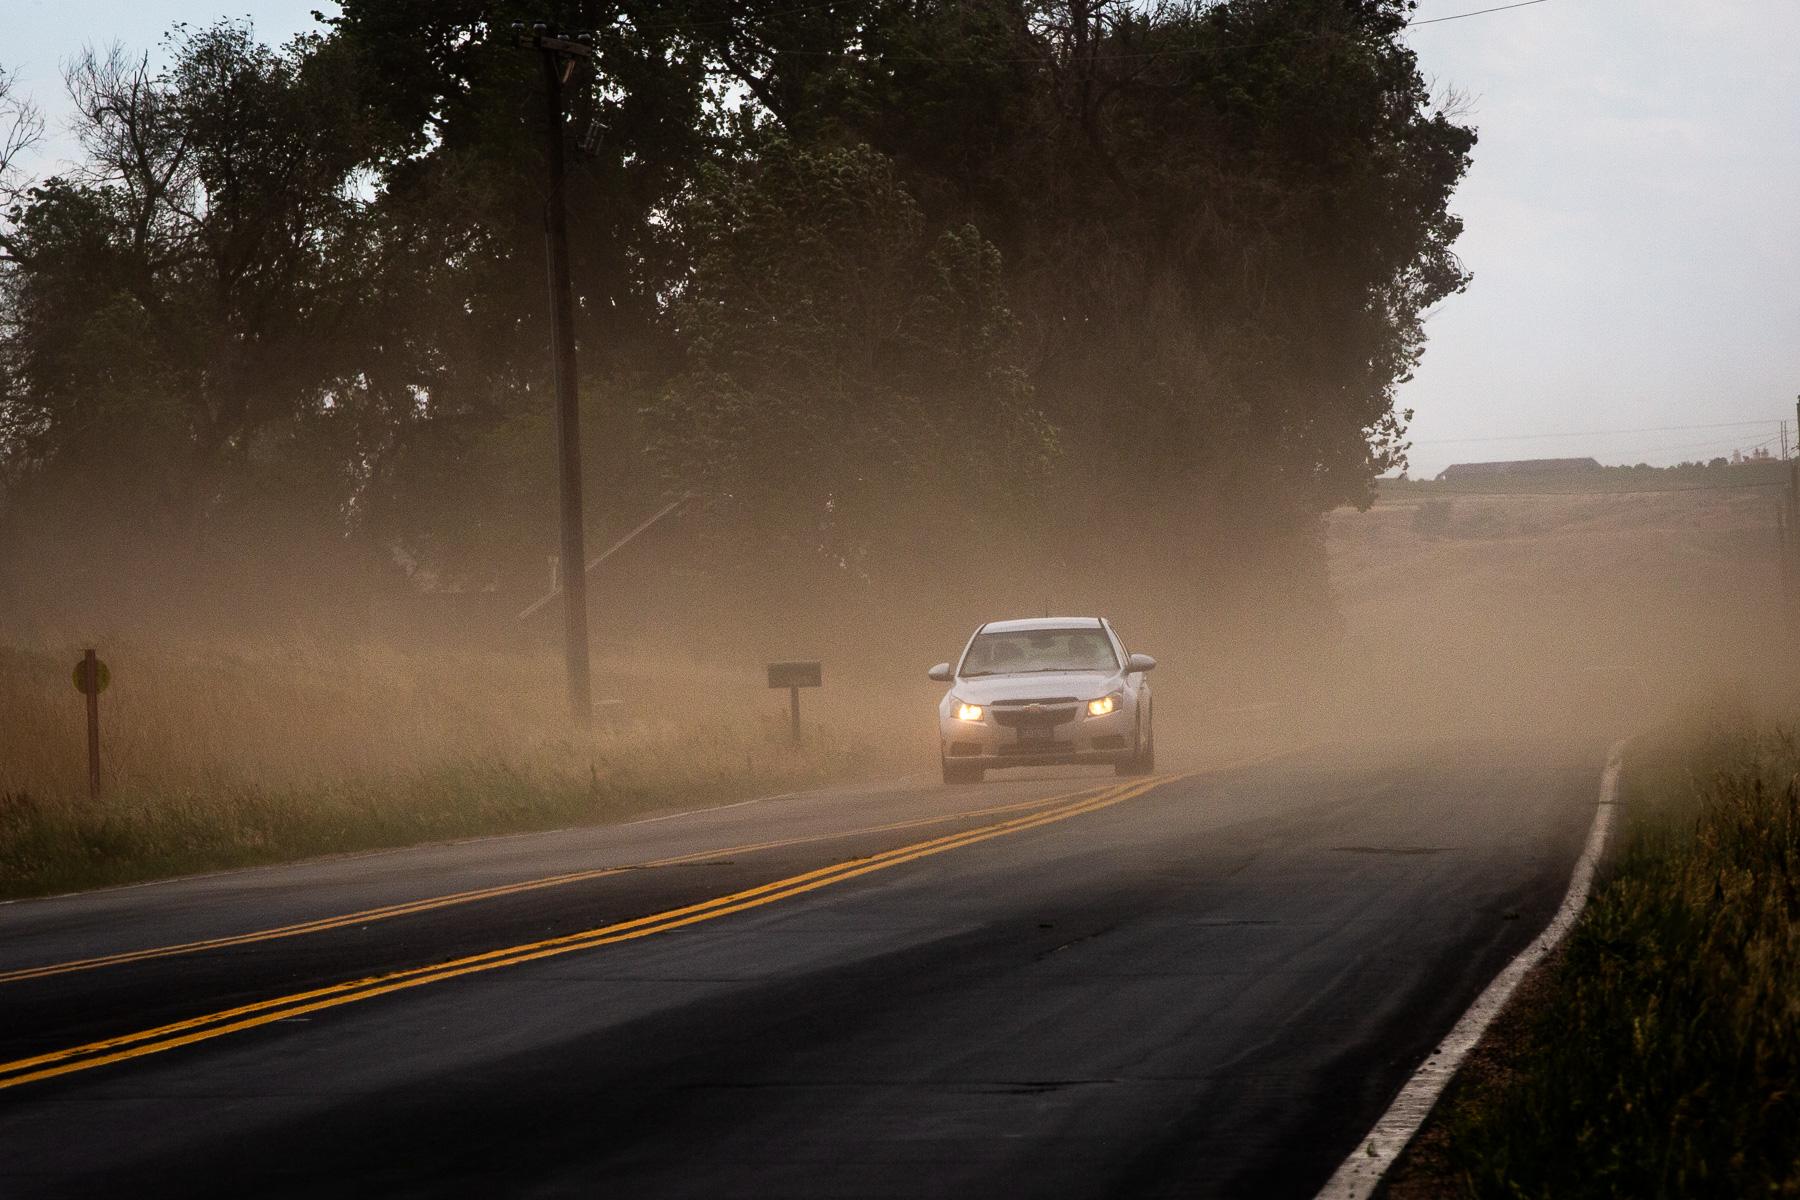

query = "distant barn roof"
(1437, 457), (1602, 480)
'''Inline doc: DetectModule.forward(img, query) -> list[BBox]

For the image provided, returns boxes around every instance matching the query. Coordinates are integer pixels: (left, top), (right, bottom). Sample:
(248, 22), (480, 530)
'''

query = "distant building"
(1437, 457), (1602, 480)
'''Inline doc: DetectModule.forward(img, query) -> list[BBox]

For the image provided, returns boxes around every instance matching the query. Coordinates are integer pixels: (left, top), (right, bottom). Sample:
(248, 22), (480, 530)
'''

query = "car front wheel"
(1116, 712), (1155, 776)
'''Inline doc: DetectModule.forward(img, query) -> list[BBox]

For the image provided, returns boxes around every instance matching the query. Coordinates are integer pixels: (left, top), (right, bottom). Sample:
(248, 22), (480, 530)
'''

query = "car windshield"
(959, 628), (1118, 676)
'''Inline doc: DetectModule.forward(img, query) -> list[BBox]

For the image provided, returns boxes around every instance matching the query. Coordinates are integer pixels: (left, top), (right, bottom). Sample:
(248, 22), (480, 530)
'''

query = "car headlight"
(953, 700), (984, 722)
(1087, 692), (1122, 717)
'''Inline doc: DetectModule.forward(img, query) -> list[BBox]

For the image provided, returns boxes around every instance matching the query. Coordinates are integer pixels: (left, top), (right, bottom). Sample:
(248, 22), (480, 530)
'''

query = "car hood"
(950, 671), (1121, 704)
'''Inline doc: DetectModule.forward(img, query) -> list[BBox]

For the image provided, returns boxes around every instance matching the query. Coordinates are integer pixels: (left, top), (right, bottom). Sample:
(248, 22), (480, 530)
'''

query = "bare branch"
(61, 44), (199, 258)
(0, 63), (45, 204)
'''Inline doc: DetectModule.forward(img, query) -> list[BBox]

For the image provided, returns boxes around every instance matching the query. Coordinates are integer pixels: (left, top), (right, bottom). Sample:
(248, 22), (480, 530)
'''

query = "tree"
(698, 0), (1471, 520)
(0, 28), (394, 530)
(0, 1), (1476, 650)
(321, 0), (720, 581)
(650, 140), (1054, 587)
(670, 0), (1472, 646)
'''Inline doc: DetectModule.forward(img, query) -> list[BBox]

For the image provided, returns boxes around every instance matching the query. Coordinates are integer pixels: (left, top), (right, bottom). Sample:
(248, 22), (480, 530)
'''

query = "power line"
(1410, 0), (1554, 28)
(717, 0), (1559, 67)
(1412, 418), (1789, 445)
(1637, 433), (1781, 458)
(627, 4), (847, 34)
(643, 0), (1559, 40)
(1383, 482), (1788, 498)
(1417, 433), (1784, 470)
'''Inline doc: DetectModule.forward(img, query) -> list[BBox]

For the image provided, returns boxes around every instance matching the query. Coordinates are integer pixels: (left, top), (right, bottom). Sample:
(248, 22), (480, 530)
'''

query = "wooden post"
(83, 649), (101, 800)
(766, 661), (821, 746)
(515, 25), (598, 728)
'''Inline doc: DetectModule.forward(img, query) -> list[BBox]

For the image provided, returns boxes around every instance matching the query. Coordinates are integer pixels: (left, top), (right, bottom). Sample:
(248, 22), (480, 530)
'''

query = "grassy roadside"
(0, 736), (870, 901)
(0, 641), (883, 900)
(1383, 707), (1800, 1197)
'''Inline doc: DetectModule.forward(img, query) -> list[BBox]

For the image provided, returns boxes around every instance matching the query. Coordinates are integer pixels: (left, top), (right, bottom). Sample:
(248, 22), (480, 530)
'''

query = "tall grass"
(1421, 706), (1800, 1197)
(0, 639), (880, 898)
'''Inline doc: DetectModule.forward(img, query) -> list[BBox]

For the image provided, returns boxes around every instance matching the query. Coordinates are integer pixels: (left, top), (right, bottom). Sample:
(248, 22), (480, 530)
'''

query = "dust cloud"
(0, 479), (1786, 805)
(1307, 485), (1787, 754)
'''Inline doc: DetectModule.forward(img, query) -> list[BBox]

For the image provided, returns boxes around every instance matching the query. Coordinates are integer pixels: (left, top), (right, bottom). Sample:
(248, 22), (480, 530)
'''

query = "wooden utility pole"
(518, 23), (596, 726)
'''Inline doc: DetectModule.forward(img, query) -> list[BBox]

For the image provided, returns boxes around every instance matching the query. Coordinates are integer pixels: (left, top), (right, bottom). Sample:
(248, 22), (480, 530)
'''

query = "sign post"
(766, 661), (822, 745)
(72, 649), (109, 800)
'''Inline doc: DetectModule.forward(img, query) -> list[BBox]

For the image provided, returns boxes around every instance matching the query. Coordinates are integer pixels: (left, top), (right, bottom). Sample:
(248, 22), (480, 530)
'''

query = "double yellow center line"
(0, 772), (1185, 1092)
(1, 783), (1127, 986)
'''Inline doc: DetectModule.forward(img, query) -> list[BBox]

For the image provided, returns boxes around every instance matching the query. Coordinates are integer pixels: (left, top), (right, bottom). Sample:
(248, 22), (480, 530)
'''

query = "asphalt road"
(0, 737), (1604, 1198)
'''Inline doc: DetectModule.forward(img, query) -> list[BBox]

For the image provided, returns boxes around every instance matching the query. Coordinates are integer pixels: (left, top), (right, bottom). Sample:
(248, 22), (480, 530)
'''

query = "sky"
(5, 0), (1798, 477)
(1398, 0), (1800, 474)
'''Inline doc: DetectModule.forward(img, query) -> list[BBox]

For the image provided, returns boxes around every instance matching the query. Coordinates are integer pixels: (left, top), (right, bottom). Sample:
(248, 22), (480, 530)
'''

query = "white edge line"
(623, 796), (764, 826)
(1313, 737), (1628, 1200)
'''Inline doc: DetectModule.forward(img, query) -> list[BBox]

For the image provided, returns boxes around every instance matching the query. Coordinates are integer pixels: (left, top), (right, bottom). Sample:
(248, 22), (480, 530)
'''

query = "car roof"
(978, 617), (1107, 633)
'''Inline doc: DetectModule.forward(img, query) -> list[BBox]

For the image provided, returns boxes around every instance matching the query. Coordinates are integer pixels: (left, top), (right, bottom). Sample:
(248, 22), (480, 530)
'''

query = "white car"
(928, 617), (1156, 784)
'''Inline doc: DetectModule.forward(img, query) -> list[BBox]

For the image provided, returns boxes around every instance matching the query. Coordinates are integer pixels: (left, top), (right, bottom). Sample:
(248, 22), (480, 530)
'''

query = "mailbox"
(767, 661), (822, 689)
(767, 661), (822, 743)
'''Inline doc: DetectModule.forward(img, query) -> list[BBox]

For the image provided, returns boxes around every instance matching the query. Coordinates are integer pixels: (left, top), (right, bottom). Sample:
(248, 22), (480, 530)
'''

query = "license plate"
(1017, 725), (1054, 744)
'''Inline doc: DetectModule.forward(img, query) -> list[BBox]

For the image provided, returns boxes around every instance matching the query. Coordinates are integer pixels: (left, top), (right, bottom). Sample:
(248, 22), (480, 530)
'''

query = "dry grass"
(0, 638), (881, 898)
(1382, 703), (1800, 1197)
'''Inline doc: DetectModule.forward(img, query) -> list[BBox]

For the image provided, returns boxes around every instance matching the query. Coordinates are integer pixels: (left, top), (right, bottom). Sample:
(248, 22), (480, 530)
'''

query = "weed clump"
(1427, 709), (1800, 1197)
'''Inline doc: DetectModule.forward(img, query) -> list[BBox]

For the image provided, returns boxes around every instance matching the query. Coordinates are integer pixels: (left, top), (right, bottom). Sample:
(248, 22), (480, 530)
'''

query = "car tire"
(943, 759), (984, 785)
(1116, 712), (1155, 776)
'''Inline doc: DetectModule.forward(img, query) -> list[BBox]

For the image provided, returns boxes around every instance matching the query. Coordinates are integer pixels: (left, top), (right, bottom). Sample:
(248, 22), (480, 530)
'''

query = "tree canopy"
(0, 1), (1473, 639)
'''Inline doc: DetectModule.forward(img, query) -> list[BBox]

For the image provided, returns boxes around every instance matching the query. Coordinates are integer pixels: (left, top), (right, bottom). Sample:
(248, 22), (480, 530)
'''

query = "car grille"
(989, 699), (1080, 728)
(1000, 741), (1070, 755)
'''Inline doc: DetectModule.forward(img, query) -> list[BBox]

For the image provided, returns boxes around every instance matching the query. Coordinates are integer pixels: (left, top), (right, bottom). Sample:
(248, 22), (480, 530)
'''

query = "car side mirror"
(927, 662), (953, 682)
(1126, 653), (1156, 673)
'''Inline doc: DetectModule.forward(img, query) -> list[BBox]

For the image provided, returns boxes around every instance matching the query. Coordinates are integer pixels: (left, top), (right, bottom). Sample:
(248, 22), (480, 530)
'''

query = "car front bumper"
(939, 707), (1135, 767)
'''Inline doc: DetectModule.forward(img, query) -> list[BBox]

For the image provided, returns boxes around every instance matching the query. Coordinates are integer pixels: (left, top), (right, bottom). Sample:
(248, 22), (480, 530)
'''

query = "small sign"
(767, 661), (822, 690)
(72, 657), (110, 695)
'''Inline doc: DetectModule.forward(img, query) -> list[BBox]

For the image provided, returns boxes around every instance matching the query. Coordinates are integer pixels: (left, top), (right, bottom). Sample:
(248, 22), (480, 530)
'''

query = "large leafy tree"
(694, 0), (1470, 513)
(623, 0), (1474, 649)
(318, 0), (722, 581)
(0, 0), (1474, 642)
(650, 140), (1054, 587)
(0, 27), (389, 532)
